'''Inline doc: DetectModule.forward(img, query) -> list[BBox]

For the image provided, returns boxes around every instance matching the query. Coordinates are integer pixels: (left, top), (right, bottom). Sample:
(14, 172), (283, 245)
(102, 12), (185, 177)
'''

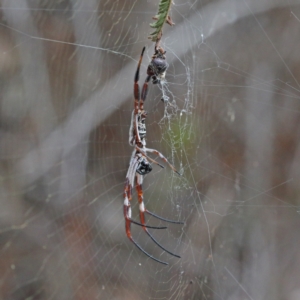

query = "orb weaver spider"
(123, 47), (183, 265)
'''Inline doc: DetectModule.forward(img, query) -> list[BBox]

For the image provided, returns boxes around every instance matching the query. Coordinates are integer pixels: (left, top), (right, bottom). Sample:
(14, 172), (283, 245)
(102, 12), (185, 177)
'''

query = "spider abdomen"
(137, 114), (147, 140)
(138, 125), (146, 139)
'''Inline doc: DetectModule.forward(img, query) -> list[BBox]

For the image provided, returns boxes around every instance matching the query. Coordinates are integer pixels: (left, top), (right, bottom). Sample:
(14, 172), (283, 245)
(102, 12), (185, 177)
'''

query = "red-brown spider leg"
(124, 177), (168, 265)
(132, 155), (183, 224)
(140, 75), (151, 111)
(125, 156), (167, 229)
(136, 174), (181, 258)
(134, 47), (146, 113)
(134, 114), (142, 145)
(124, 178), (133, 236)
(137, 146), (181, 176)
(135, 146), (164, 169)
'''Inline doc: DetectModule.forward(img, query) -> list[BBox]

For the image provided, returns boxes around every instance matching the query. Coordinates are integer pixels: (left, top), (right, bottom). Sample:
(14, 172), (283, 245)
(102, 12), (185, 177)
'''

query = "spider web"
(1, 0), (300, 299)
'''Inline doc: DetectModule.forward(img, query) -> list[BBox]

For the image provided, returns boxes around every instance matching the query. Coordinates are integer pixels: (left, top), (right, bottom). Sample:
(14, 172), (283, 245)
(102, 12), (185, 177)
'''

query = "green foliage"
(149, 0), (173, 42)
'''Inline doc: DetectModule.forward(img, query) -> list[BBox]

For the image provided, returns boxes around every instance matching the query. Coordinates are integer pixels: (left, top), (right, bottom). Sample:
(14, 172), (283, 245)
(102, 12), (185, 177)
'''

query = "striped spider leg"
(123, 47), (183, 265)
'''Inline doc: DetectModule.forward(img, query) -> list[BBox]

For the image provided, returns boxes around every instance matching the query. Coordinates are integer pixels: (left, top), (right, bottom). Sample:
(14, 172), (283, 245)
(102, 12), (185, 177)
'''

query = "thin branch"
(149, 0), (174, 42)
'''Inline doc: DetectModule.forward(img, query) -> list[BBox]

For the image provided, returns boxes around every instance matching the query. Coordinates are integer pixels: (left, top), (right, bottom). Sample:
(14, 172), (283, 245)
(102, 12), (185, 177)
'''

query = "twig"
(148, 0), (174, 42)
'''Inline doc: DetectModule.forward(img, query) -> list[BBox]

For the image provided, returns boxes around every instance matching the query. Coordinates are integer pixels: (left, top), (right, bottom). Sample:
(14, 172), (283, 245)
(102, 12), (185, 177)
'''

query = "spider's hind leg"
(134, 47), (146, 113)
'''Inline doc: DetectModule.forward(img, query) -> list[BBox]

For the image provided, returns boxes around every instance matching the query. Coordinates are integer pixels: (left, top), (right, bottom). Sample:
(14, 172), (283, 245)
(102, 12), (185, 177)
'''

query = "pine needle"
(149, 0), (174, 42)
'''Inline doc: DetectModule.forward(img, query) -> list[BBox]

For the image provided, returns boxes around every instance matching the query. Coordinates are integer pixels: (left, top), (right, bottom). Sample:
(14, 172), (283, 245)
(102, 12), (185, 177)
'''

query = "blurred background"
(0, 0), (300, 299)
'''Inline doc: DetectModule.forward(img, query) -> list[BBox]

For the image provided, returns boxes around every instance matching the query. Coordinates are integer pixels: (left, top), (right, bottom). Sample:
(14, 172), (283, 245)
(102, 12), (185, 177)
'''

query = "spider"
(147, 43), (169, 85)
(123, 47), (183, 265)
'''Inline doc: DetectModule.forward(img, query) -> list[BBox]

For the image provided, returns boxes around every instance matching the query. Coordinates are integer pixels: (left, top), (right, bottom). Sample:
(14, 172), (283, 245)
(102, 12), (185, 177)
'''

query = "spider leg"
(124, 156), (169, 265)
(134, 47), (145, 113)
(140, 74), (151, 111)
(124, 180), (168, 265)
(124, 155), (167, 229)
(135, 114), (142, 146)
(136, 174), (181, 258)
(137, 146), (181, 176)
(124, 180), (166, 230)
(135, 148), (184, 224)
(130, 238), (168, 265)
(146, 210), (184, 225)
(134, 48), (147, 146)
(135, 146), (164, 169)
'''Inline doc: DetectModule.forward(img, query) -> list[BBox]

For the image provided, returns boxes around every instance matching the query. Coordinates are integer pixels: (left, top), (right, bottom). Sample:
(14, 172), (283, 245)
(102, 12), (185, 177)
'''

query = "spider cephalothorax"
(147, 47), (168, 84)
(136, 154), (152, 175)
(123, 47), (183, 265)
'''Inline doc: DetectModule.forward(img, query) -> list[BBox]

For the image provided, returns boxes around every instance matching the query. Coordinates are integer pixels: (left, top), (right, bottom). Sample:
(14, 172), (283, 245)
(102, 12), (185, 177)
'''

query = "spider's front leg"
(124, 182), (169, 265)
(124, 154), (167, 230)
(124, 153), (169, 265)
(136, 146), (181, 176)
(135, 174), (181, 258)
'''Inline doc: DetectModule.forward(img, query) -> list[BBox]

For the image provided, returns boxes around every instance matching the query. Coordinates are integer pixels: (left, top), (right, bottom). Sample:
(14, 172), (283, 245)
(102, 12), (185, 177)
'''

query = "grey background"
(0, 0), (300, 299)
